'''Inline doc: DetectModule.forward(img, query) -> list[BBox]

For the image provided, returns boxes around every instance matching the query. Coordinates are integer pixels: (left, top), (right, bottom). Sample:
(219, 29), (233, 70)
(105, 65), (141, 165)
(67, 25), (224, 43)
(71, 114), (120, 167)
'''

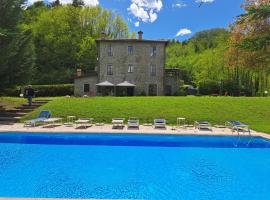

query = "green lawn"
(21, 96), (270, 134)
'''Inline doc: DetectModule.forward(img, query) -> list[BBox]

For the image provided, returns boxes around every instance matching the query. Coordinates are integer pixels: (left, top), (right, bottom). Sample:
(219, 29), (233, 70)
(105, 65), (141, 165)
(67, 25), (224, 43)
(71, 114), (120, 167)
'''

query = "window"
(150, 64), (156, 76)
(128, 64), (133, 73)
(149, 84), (157, 96)
(107, 64), (113, 75)
(128, 46), (134, 55)
(84, 84), (90, 93)
(151, 46), (157, 57)
(108, 45), (113, 56)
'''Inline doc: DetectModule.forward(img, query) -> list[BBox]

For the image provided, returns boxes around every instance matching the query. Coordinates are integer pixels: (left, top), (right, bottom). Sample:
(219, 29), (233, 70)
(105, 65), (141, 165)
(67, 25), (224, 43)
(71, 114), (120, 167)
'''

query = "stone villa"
(74, 31), (180, 96)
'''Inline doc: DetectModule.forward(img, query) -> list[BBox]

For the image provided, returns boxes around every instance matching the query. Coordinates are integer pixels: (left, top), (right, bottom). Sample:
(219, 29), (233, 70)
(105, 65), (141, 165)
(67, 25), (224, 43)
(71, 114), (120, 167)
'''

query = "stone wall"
(74, 76), (97, 96)
(97, 40), (166, 96)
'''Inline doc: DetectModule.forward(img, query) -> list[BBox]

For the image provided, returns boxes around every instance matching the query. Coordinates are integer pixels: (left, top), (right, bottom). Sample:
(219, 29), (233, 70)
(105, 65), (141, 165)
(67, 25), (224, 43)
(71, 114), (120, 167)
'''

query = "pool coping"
(0, 123), (269, 140)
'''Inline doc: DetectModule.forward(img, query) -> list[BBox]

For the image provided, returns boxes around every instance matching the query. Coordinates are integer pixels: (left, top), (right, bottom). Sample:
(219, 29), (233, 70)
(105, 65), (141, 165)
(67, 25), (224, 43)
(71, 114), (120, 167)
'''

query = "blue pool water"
(0, 133), (269, 199)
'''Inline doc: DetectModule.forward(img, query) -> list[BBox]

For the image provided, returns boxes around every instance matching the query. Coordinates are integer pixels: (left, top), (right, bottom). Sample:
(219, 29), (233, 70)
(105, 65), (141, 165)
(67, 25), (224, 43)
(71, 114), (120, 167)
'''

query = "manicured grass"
(23, 96), (270, 134)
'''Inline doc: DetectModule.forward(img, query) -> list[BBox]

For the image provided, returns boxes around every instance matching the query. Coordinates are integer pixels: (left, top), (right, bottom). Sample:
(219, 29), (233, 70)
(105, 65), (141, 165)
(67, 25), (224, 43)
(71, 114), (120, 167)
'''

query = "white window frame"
(150, 64), (156, 76)
(128, 64), (134, 73)
(151, 46), (157, 57)
(108, 45), (113, 56)
(107, 64), (113, 75)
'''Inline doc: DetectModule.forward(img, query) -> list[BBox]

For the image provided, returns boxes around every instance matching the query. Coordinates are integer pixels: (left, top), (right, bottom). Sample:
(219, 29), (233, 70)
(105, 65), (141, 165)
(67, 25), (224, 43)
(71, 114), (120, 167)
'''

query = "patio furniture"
(24, 110), (51, 127)
(112, 118), (125, 129)
(128, 117), (139, 129)
(64, 116), (76, 126)
(154, 119), (166, 128)
(177, 117), (186, 128)
(194, 121), (212, 131)
(43, 117), (63, 127)
(226, 120), (250, 134)
(75, 118), (94, 129)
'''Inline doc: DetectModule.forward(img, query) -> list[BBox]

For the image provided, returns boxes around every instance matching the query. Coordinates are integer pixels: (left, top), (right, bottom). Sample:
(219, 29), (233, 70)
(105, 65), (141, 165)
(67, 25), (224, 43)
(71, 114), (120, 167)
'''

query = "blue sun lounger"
(154, 119), (166, 128)
(226, 120), (250, 134)
(24, 110), (51, 127)
(194, 121), (213, 131)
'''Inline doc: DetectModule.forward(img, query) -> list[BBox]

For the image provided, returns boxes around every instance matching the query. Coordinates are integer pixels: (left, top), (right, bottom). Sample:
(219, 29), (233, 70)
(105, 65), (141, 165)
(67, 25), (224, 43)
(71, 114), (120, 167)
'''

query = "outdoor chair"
(194, 121), (213, 131)
(24, 110), (51, 127)
(128, 117), (140, 129)
(154, 119), (166, 128)
(112, 118), (125, 129)
(75, 118), (94, 129)
(226, 120), (250, 134)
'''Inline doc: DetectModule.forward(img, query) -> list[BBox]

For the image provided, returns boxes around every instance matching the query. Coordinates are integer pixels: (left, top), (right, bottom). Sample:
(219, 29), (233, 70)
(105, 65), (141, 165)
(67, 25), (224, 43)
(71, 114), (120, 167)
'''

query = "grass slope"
(23, 96), (270, 134)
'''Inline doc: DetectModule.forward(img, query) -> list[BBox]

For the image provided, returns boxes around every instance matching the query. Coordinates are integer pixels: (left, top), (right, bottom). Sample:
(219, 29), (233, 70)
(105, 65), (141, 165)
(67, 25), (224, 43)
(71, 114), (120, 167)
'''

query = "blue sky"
(30, 0), (245, 40)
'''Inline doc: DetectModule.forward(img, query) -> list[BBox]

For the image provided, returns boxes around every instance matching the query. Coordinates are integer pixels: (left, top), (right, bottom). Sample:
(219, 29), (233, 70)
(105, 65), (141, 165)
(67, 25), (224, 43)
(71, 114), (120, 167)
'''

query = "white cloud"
(27, 0), (99, 6)
(195, 0), (214, 3)
(127, 0), (163, 23)
(175, 28), (192, 37)
(134, 21), (140, 27)
(172, 2), (187, 8)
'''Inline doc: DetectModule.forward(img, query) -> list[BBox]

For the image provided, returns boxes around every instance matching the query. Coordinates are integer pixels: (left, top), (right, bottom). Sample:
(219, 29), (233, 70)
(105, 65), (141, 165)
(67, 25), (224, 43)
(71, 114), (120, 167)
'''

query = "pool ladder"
(233, 129), (253, 147)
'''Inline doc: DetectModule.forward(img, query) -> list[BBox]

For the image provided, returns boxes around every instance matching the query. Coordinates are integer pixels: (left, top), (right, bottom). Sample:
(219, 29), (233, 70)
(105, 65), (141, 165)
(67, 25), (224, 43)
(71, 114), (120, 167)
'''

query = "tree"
(226, 0), (270, 96)
(0, 0), (34, 92)
(30, 5), (130, 84)
(50, 0), (61, 7)
(72, 0), (84, 7)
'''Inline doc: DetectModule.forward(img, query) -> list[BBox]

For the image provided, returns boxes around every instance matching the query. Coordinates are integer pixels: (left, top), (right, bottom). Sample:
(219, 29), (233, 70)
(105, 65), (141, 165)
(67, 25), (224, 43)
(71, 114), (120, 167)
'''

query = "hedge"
(2, 84), (74, 97)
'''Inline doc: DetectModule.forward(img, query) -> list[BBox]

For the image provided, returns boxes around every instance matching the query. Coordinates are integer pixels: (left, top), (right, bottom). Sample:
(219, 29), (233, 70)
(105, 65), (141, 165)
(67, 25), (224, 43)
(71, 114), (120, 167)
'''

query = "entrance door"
(127, 87), (134, 96)
(165, 85), (172, 96)
(149, 84), (157, 96)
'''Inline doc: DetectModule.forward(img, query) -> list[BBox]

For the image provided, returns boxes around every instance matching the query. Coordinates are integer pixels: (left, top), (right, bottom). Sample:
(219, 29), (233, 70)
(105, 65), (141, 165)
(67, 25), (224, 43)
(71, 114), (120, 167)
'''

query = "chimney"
(101, 31), (106, 39)
(77, 69), (82, 77)
(138, 31), (143, 40)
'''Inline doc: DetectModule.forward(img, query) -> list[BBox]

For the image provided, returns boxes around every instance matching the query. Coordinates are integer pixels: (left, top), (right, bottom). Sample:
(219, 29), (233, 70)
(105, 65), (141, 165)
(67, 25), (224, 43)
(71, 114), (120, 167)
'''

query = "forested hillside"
(166, 28), (229, 95)
(166, 0), (270, 96)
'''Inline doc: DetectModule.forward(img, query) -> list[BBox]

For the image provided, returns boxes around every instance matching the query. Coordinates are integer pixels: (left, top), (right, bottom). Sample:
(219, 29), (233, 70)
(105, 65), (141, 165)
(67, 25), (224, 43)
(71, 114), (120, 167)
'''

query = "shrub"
(198, 80), (220, 95)
(2, 84), (74, 97)
(32, 84), (74, 97)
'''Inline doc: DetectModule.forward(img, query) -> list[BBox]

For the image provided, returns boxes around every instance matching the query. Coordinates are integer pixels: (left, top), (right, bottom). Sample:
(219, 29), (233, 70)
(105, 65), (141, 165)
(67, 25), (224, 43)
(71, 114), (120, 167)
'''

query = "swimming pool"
(0, 132), (269, 199)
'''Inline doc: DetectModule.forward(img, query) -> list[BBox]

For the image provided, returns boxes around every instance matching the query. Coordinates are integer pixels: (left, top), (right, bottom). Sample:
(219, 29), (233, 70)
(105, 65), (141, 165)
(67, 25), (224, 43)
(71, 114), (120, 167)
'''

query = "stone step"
(15, 106), (36, 110)
(6, 109), (32, 114)
(0, 117), (18, 122)
(21, 104), (42, 108)
(33, 100), (51, 103)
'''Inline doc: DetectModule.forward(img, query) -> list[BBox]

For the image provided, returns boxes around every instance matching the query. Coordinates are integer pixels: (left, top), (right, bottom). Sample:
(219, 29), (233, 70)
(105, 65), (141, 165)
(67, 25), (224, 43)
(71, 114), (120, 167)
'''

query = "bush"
(198, 80), (220, 95)
(2, 84), (74, 97)
(32, 84), (74, 97)
(1, 86), (21, 97)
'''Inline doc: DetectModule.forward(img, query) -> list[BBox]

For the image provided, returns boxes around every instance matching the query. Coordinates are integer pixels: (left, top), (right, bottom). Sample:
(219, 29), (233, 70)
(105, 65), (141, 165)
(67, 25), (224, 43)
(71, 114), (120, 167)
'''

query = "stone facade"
(74, 33), (180, 96)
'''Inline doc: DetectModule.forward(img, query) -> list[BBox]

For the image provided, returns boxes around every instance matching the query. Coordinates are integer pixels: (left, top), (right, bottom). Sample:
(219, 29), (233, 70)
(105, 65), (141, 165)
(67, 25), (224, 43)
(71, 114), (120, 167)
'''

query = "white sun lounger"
(43, 117), (63, 127)
(75, 118), (94, 129)
(154, 119), (166, 128)
(194, 121), (212, 131)
(226, 120), (250, 134)
(112, 118), (125, 128)
(128, 118), (140, 129)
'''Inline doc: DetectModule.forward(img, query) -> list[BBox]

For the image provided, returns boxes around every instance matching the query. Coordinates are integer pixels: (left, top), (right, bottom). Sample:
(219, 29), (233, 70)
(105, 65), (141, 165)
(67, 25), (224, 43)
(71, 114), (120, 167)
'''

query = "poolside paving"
(0, 123), (269, 140)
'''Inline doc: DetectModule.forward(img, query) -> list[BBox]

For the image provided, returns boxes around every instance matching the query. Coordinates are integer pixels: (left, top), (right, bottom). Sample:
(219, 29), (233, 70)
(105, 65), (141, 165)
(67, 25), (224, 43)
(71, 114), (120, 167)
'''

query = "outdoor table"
(177, 117), (186, 128)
